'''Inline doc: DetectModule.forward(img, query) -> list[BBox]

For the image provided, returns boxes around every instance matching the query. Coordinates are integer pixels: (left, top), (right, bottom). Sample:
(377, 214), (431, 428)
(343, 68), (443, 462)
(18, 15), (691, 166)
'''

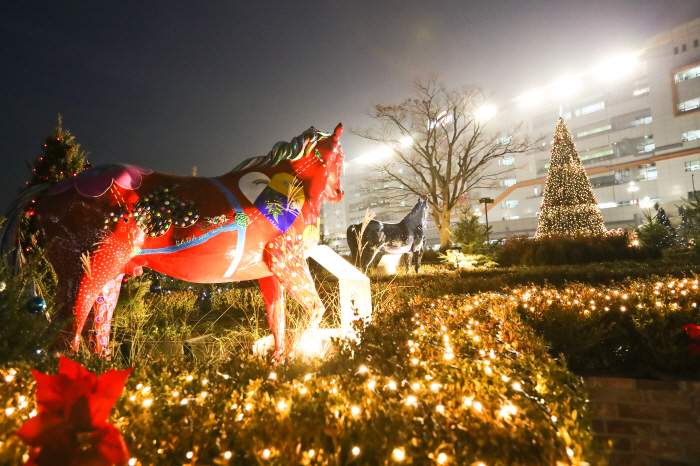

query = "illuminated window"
(683, 129), (700, 142)
(500, 136), (513, 145)
(500, 157), (515, 166)
(685, 160), (700, 172)
(501, 178), (516, 187)
(579, 148), (614, 162)
(633, 87), (649, 96)
(577, 124), (611, 138)
(675, 66), (700, 83)
(398, 168), (403, 174)
(639, 163), (657, 181)
(637, 135), (655, 153)
(574, 101), (605, 117)
(501, 200), (518, 208)
(631, 116), (652, 126)
(679, 98), (700, 113)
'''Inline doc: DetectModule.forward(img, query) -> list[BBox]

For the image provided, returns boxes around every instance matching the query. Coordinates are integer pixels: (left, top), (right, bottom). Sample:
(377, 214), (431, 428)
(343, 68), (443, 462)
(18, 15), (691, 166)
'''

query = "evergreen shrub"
(497, 234), (660, 267)
(0, 294), (600, 466)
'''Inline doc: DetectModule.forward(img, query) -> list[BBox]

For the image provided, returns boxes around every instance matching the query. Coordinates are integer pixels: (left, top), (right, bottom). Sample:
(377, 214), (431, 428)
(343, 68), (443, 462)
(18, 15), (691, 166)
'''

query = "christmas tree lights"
(535, 118), (607, 238)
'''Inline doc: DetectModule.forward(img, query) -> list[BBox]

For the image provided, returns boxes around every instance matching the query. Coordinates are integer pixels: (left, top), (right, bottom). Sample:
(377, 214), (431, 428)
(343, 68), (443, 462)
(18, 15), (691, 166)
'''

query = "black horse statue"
(347, 199), (429, 273)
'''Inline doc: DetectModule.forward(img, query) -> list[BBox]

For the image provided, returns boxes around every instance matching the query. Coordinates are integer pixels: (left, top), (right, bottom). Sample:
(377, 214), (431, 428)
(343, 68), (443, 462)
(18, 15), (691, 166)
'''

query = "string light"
(392, 448), (405, 461)
(224, 451), (232, 459)
(352, 446), (360, 455)
(262, 449), (270, 458)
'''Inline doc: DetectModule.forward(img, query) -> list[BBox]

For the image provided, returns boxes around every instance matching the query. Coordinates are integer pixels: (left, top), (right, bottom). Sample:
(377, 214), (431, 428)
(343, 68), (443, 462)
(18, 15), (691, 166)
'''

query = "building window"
(400, 201), (406, 207)
(637, 135), (655, 153)
(500, 156), (515, 166)
(501, 178), (516, 187)
(695, 39), (699, 48)
(633, 87), (649, 96)
(683, 129), (700, 142)
(674, 46), (679, 55)
(574, 101), (605, 117)
(398, 168), (403, 174)
(501, 200), (518, 208)
(576, 124), (612, 138)
(500, 136), (513, 145)
(639, 163), (657, 181)
(674, 65), (700, 83)
(579, 148), (613, 162)
(534, 187), (538, 196)
(631, 116), (652, 126)
(679, 98), (700, 113)
(682, 44), (687, 52)
(686, 160), (700, 171)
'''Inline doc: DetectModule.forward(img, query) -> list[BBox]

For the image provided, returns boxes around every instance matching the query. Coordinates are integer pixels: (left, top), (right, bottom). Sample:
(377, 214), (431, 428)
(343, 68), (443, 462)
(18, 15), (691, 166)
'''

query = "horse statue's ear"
(333, 123), (343, 142)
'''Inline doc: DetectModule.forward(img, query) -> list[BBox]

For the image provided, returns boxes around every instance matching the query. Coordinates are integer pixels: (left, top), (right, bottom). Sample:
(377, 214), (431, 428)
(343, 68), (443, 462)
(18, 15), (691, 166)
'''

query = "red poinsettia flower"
(15, 356), (133, 466)
(683, 324), (700, 358)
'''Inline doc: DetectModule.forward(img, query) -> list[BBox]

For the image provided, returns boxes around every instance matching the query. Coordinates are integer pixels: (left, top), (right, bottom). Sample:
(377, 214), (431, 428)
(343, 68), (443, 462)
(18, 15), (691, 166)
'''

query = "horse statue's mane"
(231, 127), (332, 173)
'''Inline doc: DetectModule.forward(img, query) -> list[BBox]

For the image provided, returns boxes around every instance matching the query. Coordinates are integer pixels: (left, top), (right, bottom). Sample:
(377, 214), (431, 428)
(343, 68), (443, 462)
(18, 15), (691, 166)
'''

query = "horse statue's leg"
(405, 251), (413, 274)
(264, 234), (325, 355)
(360, 246), (380, 274)
(84, 274), (124, 356)
(52, 236), (132, 353)
(258, 276), (286, 361)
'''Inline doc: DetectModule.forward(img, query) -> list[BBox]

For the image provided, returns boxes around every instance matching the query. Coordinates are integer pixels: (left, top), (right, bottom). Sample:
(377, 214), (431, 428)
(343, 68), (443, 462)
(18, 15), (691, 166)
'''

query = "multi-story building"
(324, 16), (700, 252)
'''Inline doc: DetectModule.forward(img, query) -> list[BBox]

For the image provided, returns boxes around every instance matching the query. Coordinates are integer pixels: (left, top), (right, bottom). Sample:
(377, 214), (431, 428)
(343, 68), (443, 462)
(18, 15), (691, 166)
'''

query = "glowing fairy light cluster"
(536, 117), (607, 238)
(0, 288), (613, 465)
(509, 277), (700, 317)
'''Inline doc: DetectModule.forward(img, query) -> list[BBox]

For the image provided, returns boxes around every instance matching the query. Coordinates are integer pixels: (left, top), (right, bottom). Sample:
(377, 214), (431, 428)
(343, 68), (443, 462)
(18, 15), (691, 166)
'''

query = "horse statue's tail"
(0, 184), (51, 271)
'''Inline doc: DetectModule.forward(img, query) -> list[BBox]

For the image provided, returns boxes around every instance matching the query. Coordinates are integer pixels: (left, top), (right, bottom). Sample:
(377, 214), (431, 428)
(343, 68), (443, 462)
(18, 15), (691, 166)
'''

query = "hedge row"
(0, 294), (600, 465)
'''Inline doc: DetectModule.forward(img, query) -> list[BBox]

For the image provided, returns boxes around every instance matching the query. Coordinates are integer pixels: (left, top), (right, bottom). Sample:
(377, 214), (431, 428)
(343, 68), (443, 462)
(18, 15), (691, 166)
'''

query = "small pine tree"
(535, 117), (607, 238)
(20, 116), (89, 253)
(452, 209), (491, 254)
(26, 115), (89, 188)
(636, 209), (677, 249)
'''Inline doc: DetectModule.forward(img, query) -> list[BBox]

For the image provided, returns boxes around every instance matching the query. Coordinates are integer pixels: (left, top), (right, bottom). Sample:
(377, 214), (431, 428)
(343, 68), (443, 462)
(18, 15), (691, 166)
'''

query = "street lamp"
(628, 182), (639, 205)
(479, 197), (494, 242)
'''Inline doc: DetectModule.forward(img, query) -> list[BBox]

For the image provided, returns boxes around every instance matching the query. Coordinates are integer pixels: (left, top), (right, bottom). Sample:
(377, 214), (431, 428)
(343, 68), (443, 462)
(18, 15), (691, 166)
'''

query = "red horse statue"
(1, 124), (345, 360)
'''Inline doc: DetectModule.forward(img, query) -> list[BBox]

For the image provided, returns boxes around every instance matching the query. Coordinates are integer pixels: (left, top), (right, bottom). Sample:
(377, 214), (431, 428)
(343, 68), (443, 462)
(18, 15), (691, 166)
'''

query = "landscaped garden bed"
(3, 256), (700, 465)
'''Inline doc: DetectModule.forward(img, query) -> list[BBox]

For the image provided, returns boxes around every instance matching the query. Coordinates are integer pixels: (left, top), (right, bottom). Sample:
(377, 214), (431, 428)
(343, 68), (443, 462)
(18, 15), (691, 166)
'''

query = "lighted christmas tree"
(26, 115), (89, 189)
(20, 115), (90, 253)
(535, 117), (607, 238)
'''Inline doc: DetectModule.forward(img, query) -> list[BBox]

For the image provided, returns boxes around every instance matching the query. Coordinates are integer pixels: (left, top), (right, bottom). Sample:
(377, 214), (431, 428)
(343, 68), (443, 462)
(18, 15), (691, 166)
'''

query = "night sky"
(2, 1), (700, 211)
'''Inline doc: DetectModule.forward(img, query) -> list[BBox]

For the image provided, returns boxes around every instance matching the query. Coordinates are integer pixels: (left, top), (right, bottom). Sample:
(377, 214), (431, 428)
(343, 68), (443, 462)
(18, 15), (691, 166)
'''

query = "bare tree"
(355, 77), (535, 247)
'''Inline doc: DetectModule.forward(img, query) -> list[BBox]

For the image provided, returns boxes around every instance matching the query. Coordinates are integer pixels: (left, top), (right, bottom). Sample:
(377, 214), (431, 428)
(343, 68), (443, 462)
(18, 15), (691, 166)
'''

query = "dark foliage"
(497, 233), (660, 266)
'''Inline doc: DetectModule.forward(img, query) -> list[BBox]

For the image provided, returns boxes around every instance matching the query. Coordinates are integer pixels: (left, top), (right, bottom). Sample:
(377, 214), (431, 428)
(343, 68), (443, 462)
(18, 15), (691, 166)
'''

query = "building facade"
(323, 16), (700, 252)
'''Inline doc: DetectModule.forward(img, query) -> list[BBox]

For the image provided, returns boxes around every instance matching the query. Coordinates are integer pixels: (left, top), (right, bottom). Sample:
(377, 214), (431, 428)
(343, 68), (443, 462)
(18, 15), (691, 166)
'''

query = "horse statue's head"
(405, 198), (430, 229)
(314, 123), (345, 203)
(265, 123), (345, 204)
